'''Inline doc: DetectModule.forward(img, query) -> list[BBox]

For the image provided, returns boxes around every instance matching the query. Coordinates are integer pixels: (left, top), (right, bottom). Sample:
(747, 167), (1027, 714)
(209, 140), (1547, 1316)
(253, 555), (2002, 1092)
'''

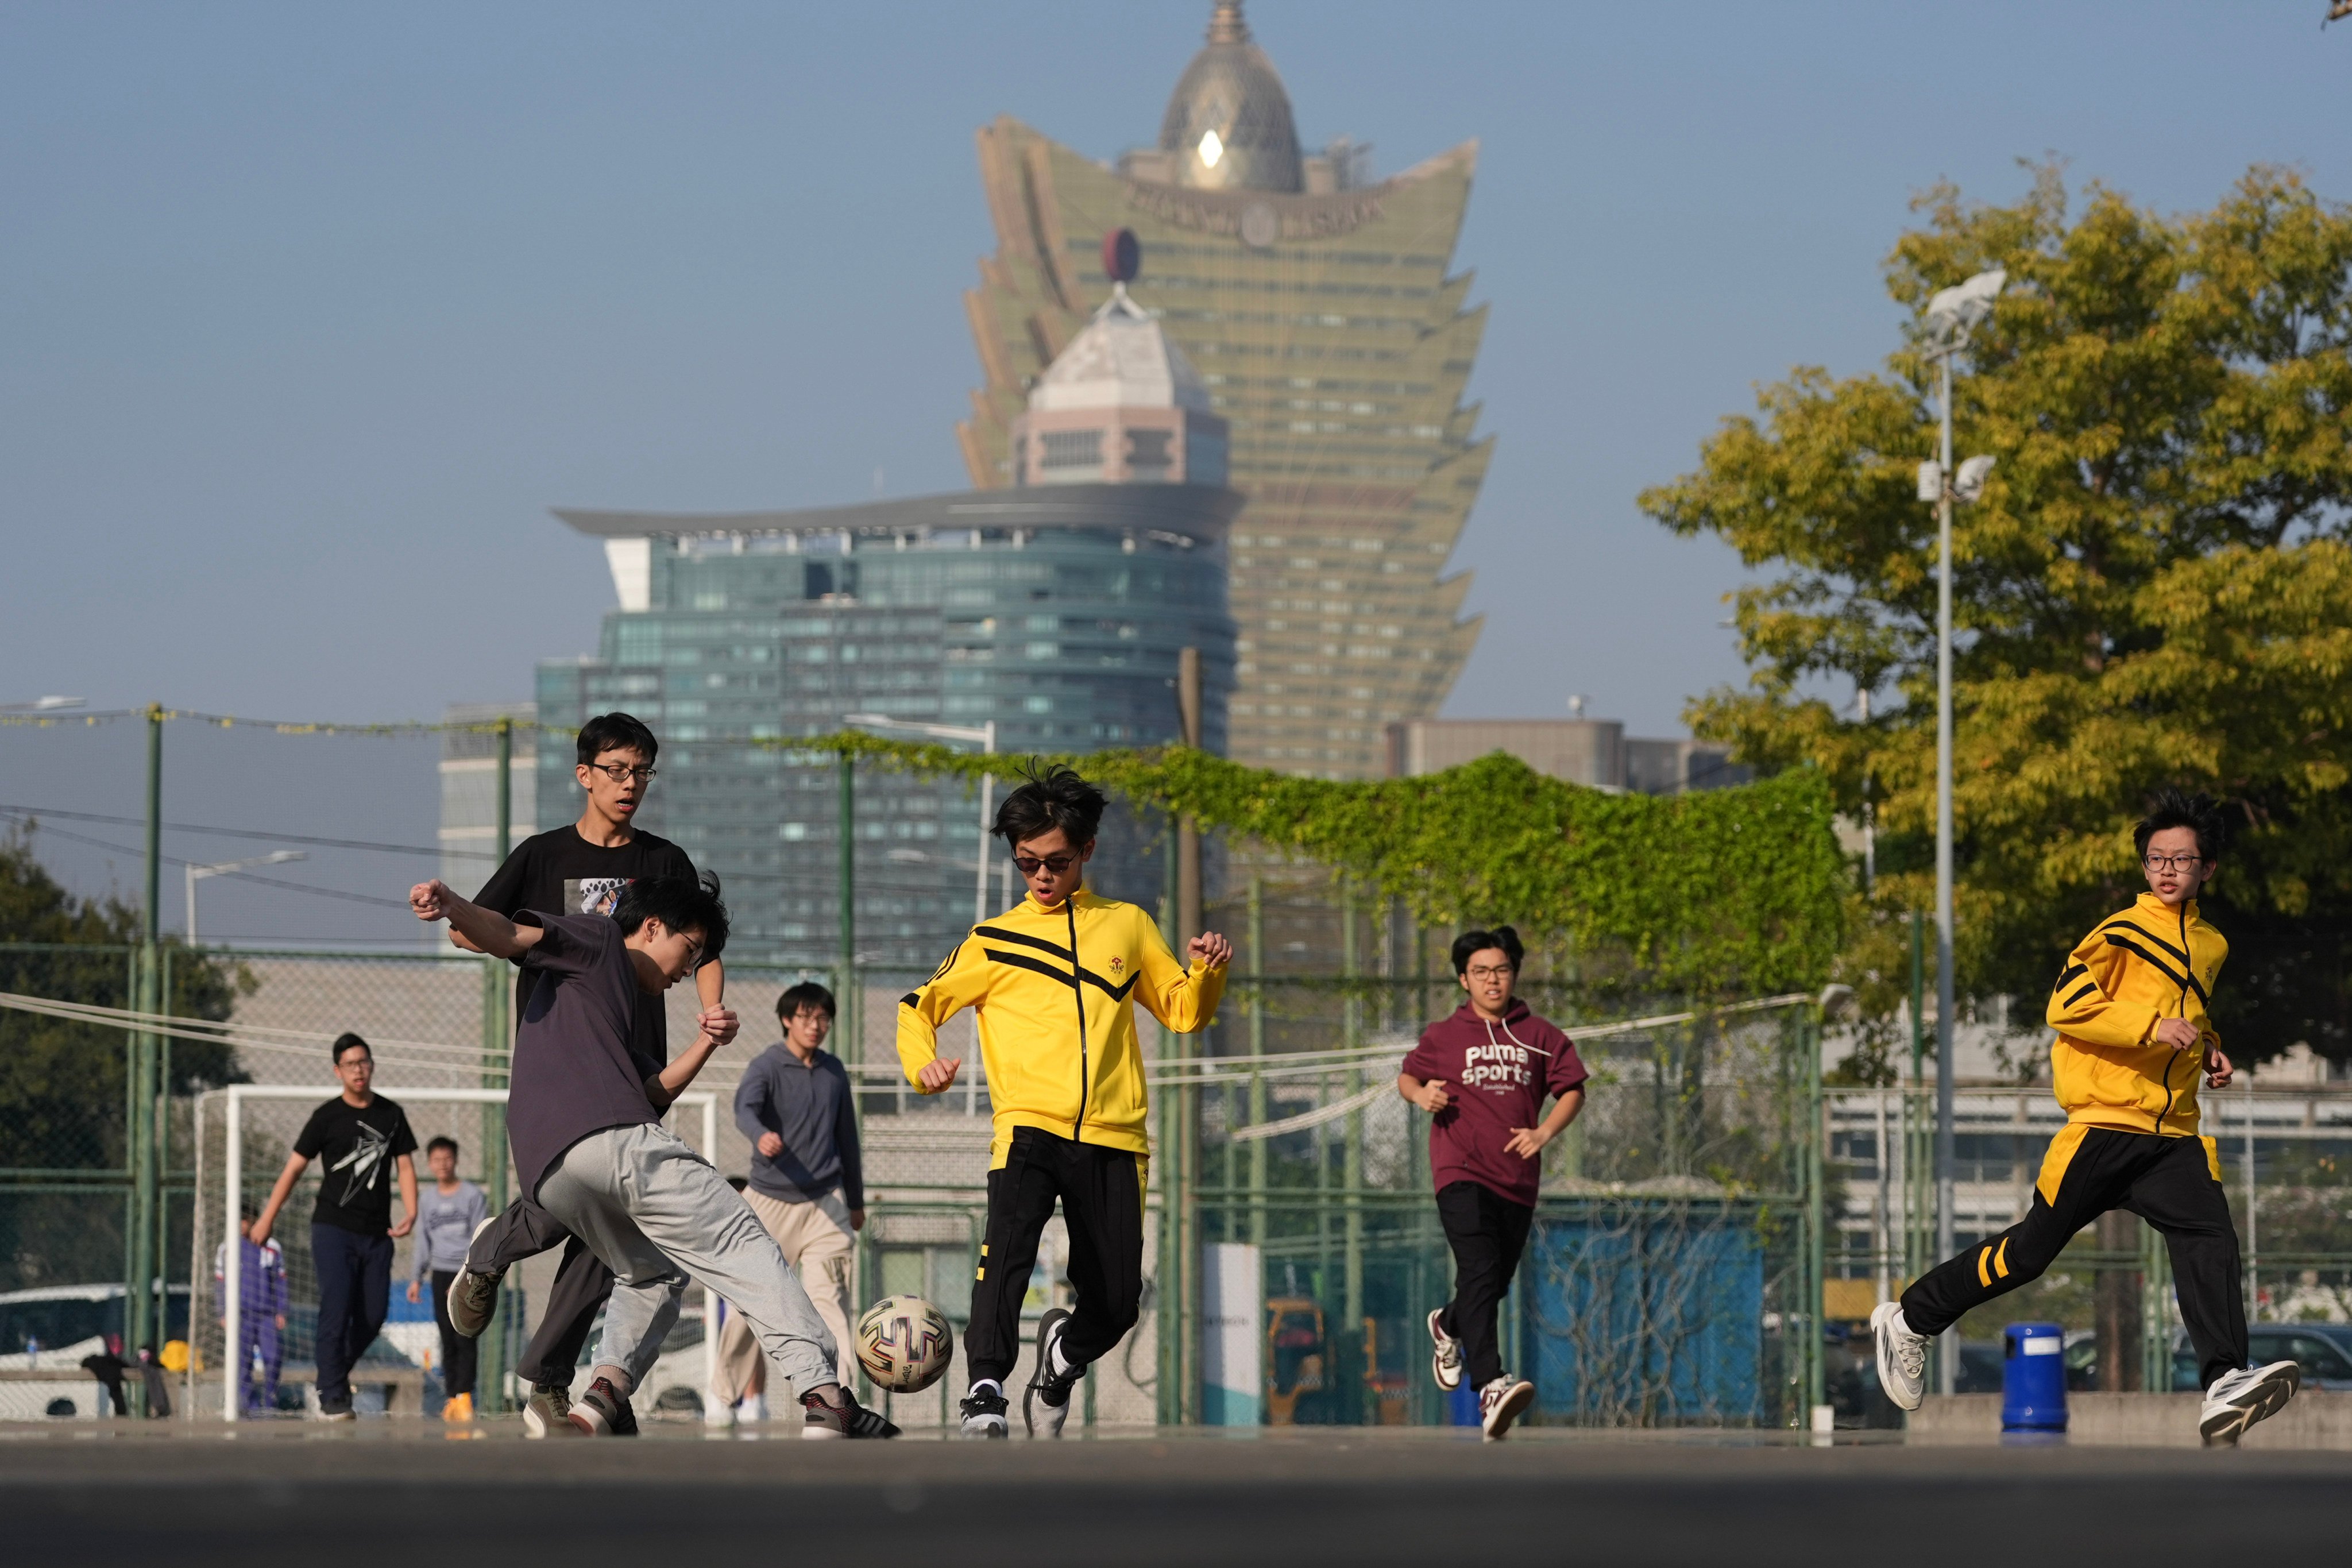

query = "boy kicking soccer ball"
(411, 874), (895, 1439)
(1872, 789), (2299, 1446)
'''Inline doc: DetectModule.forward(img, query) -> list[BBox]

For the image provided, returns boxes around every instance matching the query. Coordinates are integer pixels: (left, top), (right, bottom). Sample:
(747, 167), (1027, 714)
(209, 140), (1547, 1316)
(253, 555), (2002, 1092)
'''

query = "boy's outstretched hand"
(1189, 931), (1233, 967)
(410, 879), (453, 922)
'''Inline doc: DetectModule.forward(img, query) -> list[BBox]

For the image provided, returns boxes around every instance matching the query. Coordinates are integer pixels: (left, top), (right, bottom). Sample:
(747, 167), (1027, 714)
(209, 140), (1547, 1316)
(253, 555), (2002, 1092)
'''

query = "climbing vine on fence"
(773, 735), (1845, 1001)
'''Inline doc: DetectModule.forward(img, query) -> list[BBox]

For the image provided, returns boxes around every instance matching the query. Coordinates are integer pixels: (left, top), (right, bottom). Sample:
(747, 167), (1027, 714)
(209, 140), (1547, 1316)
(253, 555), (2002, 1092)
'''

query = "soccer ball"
(855, 1294), (953, 1393)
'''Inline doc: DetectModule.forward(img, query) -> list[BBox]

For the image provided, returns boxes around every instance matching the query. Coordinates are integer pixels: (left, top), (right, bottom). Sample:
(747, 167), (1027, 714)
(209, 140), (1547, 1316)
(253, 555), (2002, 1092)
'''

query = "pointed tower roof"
(1028, 283), (1214, 414)
(1156, 1), (1302, 192)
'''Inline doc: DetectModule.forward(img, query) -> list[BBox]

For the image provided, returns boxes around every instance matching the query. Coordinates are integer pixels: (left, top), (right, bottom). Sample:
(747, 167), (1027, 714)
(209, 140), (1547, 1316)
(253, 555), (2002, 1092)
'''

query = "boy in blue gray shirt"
(715, 982), (863, 1419)
(407, 1136), (489, 1420)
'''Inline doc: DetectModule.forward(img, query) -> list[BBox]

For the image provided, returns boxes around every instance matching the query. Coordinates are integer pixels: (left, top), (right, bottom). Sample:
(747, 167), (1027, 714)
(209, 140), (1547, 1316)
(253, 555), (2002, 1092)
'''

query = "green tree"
(0, 824), (246, 1172)
(1640, 165), (2352, 1075)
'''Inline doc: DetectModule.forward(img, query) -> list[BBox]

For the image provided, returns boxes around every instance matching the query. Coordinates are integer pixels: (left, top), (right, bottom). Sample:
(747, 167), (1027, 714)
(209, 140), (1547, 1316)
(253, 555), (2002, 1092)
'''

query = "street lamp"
(0, 696), (86, 713)
(1918, 264), (2004, 1396)
(186, 852), (307, 944)
(841, 714), (998, 924)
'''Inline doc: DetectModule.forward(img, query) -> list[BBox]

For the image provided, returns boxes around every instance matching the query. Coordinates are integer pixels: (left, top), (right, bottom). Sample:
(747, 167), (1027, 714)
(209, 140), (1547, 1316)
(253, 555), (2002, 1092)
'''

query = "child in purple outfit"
(1397, 925), (1588, 1440)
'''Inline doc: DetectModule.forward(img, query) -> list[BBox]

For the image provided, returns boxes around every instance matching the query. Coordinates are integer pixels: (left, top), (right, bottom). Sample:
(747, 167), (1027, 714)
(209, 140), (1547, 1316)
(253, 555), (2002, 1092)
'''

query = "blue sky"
(3, 1), (2346, 941)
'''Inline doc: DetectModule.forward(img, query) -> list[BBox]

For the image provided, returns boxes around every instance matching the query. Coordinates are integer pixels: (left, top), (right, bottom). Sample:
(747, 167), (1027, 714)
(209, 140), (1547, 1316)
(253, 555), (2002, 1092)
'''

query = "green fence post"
(478, 717), (515, 1412)
(1805, 1006), (1826, 1418)
(1247, 877), (1266, 1252)
(1341, 888), (1364, 1424)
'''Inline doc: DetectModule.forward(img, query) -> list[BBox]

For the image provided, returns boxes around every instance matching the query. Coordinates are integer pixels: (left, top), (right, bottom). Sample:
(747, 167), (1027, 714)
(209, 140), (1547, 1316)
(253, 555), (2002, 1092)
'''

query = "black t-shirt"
(292, 1095), (418, 1235)
(473, 825), (696, 1062)
(508, 913), (663, 1199)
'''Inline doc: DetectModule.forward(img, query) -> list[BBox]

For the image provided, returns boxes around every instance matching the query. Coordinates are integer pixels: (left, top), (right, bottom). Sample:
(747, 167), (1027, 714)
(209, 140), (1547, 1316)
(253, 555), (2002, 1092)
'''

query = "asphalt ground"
(5, 1419), (2347, 1567)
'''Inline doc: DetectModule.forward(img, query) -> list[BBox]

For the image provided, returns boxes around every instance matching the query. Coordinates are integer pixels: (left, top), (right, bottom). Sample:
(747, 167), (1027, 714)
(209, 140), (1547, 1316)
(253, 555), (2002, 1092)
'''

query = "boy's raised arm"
(410, 879), (541, 960)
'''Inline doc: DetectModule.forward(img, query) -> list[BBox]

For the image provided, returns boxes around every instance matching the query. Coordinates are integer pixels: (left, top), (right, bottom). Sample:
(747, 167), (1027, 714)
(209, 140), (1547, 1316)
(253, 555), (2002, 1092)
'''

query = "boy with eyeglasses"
(1872, 788), (2300, 1446)
(898, 763), (1231, 1438)
(438, 711), (737, 1436)
(1398, 925), (1587, 1440)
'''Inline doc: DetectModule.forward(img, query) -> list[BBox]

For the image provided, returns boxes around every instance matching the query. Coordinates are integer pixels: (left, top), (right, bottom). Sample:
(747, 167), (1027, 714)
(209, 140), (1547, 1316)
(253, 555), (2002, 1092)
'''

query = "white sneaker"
(1872, 1301), (1928, 1412)
(1478, 1375), (1534, 1440)
(2200, 1361), (2300, 1447)
(704, 1397), (736, 1429)
(740, 1392), (767, 1424)
(1428, 1308), (1463, 1392)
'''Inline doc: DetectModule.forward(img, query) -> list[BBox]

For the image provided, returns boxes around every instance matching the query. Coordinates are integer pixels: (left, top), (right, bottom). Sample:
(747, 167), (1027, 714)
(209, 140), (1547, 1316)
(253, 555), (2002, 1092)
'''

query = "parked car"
(2246, 1322), (2352, 1391)
(0, 1283), (192, 1419)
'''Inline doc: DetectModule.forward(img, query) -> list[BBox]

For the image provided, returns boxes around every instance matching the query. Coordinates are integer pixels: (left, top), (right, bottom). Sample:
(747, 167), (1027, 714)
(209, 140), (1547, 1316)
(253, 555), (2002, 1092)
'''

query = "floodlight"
(1924, 268), (2007, 343)
(1954, 455), (1996, 504)
(1915, 461), (1943, 503)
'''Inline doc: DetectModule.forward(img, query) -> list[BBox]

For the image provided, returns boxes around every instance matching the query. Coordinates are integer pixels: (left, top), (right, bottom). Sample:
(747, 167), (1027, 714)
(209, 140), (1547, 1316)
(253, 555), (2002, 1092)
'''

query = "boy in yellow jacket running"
(898, 764), (1230, 1438)
(1872, 789), (2298, 1445)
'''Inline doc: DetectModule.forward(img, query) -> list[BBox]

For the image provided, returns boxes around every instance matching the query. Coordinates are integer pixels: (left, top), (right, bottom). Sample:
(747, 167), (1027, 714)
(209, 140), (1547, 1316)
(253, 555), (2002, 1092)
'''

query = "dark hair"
(777, 981), (836, 1021)
(992, 761), (1107, 847)
(727, 1175), (749, 1193)
(576, 712), (660, 768)
(426, 1136), (459, 1158)
(612, 875), (729, 963)
(1451, 926), (1525, 978)
(330, 1032), (372, 1065)
(2134, 787), (2226, 866)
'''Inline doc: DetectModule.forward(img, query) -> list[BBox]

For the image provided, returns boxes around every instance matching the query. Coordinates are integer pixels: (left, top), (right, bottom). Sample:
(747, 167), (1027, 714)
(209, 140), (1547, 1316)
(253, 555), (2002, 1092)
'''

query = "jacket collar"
(2134, 891), (2199, 924)
(1021, 885), (1092, 918)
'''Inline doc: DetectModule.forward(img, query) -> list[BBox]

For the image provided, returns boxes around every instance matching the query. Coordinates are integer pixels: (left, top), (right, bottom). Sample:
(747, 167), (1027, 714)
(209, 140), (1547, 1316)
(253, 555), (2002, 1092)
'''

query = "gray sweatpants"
(535, 1123), (839, 1396)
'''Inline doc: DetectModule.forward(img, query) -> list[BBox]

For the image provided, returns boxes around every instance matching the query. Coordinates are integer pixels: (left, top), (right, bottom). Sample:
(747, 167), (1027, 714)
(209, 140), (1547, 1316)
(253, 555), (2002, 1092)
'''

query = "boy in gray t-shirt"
(408, 873), (897, 1439)
(406, 1136), (488, 1419)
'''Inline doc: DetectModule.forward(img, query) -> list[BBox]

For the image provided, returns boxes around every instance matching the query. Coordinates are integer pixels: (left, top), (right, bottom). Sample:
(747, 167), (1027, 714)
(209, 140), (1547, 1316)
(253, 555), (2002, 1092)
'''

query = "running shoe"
(801, 1384), (900, 1439)
(1024, 1308), (1079, 1438)
(1871, 1301), (1928, 1412)
(567, 1376), (636, 1436)
(523, 1382), (581, 1438)
(1478, 1375), (1535, 1440)
(959, 1384), (1010, 1439)
(315, 1396), (354, 1423)
(2200, 1361), (2300, 1447)
(1428, 1307), (1463, 1392)
(445, 1217), (503, 1338)
(439, 1391), (474, 1423)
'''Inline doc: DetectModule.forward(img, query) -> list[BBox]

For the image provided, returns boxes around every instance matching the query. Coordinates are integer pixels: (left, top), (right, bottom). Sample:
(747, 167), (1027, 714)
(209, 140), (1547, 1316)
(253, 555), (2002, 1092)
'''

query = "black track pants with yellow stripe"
(1898, 1125), (2247, 1391)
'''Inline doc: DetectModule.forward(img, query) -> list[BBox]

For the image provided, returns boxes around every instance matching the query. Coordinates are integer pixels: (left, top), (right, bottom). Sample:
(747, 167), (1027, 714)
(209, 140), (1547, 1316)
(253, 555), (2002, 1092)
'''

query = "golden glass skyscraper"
(960, 1), (1488, 779)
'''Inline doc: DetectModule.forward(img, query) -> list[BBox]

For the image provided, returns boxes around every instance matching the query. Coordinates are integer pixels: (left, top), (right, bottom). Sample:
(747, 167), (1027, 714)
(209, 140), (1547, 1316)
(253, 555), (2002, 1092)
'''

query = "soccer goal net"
(187, 1085), (716, 1423)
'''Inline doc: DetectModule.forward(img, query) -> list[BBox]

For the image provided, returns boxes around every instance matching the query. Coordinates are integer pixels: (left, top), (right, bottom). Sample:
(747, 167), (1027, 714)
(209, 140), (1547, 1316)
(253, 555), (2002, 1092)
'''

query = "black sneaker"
(801, 1384), (899, 1439)
(445, 1218), (503, 1339)
(567, 1376), (636, 1437)
(315, 1395), (354, 1422)
(959, 1384), (1009, 1439)
(1024, 1308), (1079, 1438)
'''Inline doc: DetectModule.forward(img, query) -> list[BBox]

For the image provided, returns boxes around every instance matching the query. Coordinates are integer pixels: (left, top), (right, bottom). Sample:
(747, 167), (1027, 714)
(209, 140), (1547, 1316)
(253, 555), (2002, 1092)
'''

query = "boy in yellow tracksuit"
(898, 764), (1229, 1438)
(1872, 789), (2299, 1446)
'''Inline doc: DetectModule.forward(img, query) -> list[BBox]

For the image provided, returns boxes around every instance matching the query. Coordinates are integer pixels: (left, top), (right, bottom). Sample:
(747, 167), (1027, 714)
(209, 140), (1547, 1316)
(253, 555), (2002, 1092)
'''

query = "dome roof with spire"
(1155, 2), (1302, 194)
(1028, 284), (1214, 414)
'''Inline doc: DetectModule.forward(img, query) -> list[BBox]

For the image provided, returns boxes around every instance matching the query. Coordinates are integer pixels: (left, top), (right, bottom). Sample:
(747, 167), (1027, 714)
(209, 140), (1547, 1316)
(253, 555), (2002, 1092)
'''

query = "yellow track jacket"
(2045, 892), (2227, 1143)
(895, 889), (1227, 1169)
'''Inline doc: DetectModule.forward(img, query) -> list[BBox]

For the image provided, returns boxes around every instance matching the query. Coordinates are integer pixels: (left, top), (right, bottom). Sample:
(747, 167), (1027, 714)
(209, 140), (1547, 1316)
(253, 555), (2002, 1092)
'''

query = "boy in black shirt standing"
(250, 1033), (418, 1420)
(441, 712), (736, 1435)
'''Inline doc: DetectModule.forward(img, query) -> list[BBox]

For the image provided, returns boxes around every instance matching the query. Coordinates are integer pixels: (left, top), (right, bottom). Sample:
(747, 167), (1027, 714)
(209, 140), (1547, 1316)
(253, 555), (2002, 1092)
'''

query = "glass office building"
(536, 482), (1238, 967)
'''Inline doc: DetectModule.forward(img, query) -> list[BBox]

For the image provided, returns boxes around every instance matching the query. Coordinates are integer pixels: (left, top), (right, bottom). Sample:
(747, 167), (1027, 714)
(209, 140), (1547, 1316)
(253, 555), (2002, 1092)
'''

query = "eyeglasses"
(1013, 853), (1078, 877)
(1465, 965), (1516, 981)
(2144, 853), (2206, 874)
(587, 763), (656, 783)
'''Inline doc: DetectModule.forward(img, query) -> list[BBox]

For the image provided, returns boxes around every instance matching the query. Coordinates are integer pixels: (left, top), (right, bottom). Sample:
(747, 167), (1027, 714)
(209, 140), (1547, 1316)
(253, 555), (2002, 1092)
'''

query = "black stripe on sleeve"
(2061, 982), (2099, 1008)
(899, 992), (920, 1010)
(2052, 962), (2088, 993)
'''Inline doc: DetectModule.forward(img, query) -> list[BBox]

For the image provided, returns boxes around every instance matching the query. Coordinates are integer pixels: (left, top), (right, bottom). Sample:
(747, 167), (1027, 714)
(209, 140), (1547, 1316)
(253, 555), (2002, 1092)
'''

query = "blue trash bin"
(2002, 1322), (2067, 1432)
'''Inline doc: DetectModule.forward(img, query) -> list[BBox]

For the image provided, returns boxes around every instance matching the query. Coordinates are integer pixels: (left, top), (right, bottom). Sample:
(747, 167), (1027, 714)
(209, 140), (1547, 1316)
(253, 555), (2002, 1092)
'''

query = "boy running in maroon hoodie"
(1399, 925), (1588, 1440)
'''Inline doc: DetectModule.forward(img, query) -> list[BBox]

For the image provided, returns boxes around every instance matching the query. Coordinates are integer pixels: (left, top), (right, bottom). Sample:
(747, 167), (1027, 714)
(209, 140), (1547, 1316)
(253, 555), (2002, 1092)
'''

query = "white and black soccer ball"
(855, 1294), (953, 1393)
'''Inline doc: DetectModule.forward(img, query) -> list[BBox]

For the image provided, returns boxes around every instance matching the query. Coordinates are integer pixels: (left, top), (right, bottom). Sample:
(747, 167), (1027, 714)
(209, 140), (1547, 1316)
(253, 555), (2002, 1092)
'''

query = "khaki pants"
(715, 1185), (856, 1404)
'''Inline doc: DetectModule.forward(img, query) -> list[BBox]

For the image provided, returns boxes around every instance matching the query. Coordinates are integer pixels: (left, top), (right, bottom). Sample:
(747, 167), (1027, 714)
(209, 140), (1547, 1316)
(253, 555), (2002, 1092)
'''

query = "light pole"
(843, 713), (998, 923)
(186, 852), (307, 944)
(1917, 265), (2003, 1397)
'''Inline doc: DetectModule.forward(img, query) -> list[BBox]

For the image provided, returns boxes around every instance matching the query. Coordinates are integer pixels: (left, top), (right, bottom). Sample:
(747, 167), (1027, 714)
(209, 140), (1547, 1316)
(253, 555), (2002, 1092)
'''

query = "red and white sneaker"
(1428, 1308), (1463, 1392)
(1479, 1375), (1534, 1440)
(566, 1376), (634, 1436)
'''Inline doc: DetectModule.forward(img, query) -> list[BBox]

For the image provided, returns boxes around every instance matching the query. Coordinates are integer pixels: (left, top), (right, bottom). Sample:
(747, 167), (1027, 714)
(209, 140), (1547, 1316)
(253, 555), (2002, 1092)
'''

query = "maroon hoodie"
(1402, 1000), (1589, 1207)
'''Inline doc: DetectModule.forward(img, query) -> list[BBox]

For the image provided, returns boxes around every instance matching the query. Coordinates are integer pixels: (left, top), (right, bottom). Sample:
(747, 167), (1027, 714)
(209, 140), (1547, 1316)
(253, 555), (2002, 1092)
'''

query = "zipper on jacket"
(2154, 903), (2191, 1133)
(1067, 898), (1090, 1138)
